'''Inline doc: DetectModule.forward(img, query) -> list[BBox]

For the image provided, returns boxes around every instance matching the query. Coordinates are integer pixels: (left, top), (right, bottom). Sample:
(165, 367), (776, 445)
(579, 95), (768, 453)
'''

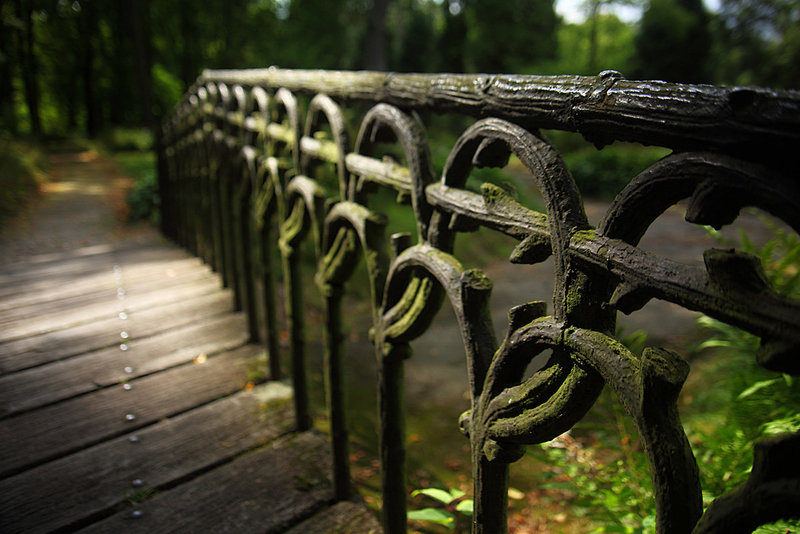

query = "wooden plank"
(78, 432), (333, 534)
(0, 241), (186, 289)
(0, 274), (222, 343)
(284, 501), (382, 533)
(0, 381), (295, 534)
(0, 244), (119, 284)
(0, 343), (267, 477)
(0, 290), (234, 374)
(0, 254), (207, 312)
(0, 266), (216, 328)
(0, 313), (248, 417)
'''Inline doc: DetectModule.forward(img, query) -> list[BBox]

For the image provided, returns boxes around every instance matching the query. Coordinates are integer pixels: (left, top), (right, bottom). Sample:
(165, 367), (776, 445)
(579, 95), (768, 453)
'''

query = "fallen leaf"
(508, 487), (525, 500)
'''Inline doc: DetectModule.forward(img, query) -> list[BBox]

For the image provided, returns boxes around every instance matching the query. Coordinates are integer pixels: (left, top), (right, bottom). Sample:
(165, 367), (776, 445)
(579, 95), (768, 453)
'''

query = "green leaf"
(448, 488), (466, 501)
(411, 488), (457, 505)
(696, 339), (733, 350)
(541, 481), (578, 491)
(738, 379), (780, 399)
(407, 508), (456, 529)
(455, 499), (474, 516)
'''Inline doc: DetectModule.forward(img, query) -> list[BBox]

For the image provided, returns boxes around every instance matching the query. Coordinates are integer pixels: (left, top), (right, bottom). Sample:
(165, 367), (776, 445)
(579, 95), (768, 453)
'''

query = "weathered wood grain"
(0, 241), (186, 289)
(0, 381), (295, 534)
(0, 313), (248, 417)
(0, 289), (234, 373)
(0, 262), (216, 326)
(0, 253), (206, 312)
(0, 343), (265, 477)
(284, 501), (382, 533)
(0, 274), (222, 342)
(79, 432), (334, 534)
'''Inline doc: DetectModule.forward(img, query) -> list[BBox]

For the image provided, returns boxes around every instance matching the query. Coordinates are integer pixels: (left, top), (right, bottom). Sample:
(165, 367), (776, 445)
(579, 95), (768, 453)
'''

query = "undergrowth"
(0, 136), (48, 225)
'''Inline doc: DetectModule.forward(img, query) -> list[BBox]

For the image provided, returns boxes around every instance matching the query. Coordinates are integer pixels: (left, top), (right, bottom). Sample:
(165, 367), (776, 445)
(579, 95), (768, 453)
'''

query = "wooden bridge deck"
(0, 153), (379, 533)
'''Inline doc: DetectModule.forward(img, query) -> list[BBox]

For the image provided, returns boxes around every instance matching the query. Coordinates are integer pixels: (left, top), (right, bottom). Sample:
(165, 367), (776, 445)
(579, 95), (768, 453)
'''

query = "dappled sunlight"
(40, 180), (110, 196)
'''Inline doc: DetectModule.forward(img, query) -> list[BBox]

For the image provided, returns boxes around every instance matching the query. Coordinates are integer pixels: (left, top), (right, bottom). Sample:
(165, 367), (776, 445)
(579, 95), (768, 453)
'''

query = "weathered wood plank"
(0, 343), (266, 477)
(0, 244), (119, 283)
(0, 262), (216, 326)
(78, 432), (334, 534)
(0, 241), (186, 288)
(0, 254), (207, 312)
(0, 313), (248, 417)
(284, 501), (382, 533)
(0, 382), (295, 534)
(0, 274), (222, 343)
(0, 289), (234, 373)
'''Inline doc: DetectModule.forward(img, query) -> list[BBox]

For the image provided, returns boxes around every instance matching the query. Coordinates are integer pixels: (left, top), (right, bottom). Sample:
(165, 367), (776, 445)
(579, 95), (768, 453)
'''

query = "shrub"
(100, 128), (154, 152)
(562, 143), (670, 199)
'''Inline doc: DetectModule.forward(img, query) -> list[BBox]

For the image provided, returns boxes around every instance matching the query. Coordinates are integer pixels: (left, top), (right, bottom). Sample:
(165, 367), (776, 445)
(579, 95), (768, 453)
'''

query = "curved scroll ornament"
(316, 201), (389, 500)
(350, 103), (435, 241)
(301, 93), (350, 199)
(377, 243), (496, 533)
(277, 93), (347, 435)
(278, 174), (326, 432)
(593, 151), (800, 531)
(478, 317), (701, 533)
(599, 152), (800, 373)
(314, 103), (435, 505)
(374, 117), (620, 533)
(243, 86), (284, 379)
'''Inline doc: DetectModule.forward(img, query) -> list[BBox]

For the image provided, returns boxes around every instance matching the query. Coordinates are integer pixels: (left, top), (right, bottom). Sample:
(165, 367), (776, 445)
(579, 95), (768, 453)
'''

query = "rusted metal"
(159, 68), (800, 533)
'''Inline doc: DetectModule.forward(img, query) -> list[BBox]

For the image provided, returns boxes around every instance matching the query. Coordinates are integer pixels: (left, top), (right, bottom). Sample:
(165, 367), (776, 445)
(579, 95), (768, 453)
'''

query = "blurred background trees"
(0, 0), (798, 138)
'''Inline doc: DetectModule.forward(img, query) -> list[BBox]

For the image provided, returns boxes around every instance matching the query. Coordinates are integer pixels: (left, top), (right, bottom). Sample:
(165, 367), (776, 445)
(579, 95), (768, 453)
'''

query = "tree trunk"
(0, 0), (17, 133)
(15, 0), (42, 136)
(82, 0), (99, 137)
(127, 0), (153, 126)
(361, 0), (391, 71)
(179, 0), (198, 87)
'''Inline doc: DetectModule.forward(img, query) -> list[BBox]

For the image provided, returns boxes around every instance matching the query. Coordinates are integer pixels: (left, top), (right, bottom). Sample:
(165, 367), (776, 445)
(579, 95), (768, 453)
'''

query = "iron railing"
(158, 67), (800, 533)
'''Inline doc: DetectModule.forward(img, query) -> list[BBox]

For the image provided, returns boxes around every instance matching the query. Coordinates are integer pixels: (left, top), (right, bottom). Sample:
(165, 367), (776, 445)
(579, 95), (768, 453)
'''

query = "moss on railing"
(159, 68), (800, 534)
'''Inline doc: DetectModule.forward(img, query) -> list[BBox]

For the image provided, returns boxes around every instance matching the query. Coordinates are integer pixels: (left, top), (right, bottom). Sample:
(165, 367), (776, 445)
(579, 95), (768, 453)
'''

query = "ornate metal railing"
(158, 68), (800, 533)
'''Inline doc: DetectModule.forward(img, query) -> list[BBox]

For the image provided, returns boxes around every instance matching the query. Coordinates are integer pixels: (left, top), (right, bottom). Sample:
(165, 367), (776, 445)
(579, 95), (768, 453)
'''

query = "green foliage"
(115, 151), (159, 223)
(100, 128), (154, 152)
(0, 137), (47, 224)
(539, 15), (637, 76)
(545, 131), (670, 199)
(684, 220), (800, 502)
(712, 0), (800, 88)
(537, 394), (656, 533)
(634, 0), (712, 82)
(151, 64), (184, 118)
(408, 486), (473, 532)
(462, 0), (559, 73)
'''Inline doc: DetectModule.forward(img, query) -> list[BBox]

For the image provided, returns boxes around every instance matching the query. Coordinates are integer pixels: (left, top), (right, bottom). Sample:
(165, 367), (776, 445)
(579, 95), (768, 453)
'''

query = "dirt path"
(0, 150), (159, 265)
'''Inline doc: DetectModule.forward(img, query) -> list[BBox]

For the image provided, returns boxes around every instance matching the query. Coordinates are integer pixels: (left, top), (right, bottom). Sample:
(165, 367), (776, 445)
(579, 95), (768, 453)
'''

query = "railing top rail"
(197, 67), (800, 153)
